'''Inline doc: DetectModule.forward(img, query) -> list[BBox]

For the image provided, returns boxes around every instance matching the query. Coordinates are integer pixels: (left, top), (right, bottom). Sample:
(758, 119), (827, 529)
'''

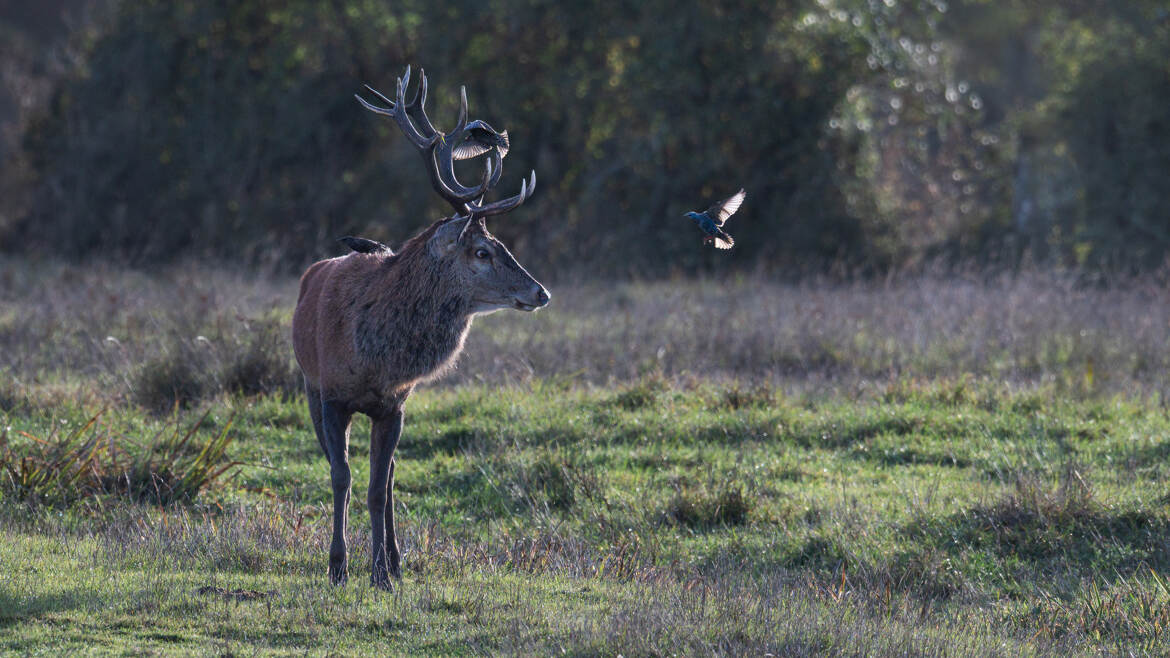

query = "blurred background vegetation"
(0, 0), (1168, 274)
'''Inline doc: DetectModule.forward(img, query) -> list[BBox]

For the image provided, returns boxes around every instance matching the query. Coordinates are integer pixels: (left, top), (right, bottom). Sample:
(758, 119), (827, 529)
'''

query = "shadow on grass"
(857, 446), (972, 468)
(1120, 439), (1170, 471)
(0, 586), (101, 628)
(787, 414), (925, 449)
(399, 427), (486, 460)
(904, 472), (1170, 588)
(402, 416), (788, 460)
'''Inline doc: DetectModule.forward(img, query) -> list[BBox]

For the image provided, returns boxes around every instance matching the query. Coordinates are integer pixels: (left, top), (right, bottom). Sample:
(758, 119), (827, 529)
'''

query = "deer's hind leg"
(305, 379), (328, 457)
(315, 393), (354, 585)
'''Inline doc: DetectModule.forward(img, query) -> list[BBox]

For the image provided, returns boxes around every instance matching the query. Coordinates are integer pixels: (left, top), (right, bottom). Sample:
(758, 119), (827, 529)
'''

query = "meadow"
(3, 259), (1170, 655)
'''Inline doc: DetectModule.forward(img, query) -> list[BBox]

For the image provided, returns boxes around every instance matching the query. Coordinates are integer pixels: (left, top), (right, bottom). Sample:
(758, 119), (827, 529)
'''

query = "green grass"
(4, 378), (1170, 654)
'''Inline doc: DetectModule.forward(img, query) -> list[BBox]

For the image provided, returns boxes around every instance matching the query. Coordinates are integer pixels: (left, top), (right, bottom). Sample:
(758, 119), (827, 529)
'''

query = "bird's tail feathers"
(497, 130), (509, 159)
(714, 233), (734, 250)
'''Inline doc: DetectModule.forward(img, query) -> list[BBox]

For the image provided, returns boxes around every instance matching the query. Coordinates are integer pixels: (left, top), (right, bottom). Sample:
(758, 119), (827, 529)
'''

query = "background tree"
(2, 0), (1169, 273)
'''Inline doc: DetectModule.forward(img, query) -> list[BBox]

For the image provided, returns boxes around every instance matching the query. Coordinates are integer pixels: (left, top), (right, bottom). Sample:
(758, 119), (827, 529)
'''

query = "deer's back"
(292, 254), (378, 399)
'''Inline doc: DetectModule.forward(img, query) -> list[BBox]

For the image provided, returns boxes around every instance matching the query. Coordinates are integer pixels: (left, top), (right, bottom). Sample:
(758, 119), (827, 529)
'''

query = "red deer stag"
(292, 66), (549, 588)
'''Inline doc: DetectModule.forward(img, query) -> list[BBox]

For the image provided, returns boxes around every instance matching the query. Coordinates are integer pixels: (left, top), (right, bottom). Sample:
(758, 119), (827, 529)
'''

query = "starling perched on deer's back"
(337, 236), (392, 255)
(685, 188), (745, 250)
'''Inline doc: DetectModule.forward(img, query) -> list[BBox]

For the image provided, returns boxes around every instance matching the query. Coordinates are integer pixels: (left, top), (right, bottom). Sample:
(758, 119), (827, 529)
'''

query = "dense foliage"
(2, 0), (1169, 271)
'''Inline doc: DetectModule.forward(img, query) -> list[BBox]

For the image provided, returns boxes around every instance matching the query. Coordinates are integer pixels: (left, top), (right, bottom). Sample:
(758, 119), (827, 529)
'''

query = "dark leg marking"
(321, 398), (354, 585)
(368, 406), (404, 589)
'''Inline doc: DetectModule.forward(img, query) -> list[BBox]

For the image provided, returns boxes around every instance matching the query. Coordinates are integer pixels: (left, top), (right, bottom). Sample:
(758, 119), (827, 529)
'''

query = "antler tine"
(354, 92), (394, 117)
(486, 147), (504, 189)
(395, 67), (408, 110)
(451, 86), (469, 141)
(405, 69), (438, 138)
(356, 67), (433, 150)
(403, 68), (419, 106)
(362, 84), (396, 110)
(466, 170), (536, 218)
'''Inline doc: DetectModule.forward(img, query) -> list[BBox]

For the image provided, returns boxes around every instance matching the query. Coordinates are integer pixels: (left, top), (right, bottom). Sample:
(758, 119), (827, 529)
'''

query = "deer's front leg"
(321, 398), (354, 585)
(369, 406), (404, 589)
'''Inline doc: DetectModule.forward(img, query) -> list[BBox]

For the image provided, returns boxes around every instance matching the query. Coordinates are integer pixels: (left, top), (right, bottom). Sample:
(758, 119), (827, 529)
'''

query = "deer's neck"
(354, 255), (473, 389)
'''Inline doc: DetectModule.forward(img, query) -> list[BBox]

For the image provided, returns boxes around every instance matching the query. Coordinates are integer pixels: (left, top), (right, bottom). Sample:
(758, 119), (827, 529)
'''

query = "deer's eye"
(475, 248), (491, 260)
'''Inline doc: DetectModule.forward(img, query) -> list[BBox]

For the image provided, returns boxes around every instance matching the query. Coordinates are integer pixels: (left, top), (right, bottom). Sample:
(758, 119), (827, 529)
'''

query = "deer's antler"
(356, 66), (533, 221)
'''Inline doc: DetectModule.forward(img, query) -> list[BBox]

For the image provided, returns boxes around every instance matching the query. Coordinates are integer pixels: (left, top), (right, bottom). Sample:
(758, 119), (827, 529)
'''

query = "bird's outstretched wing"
(452, 139), (492, 160)
(453, 122), (509, 160)
(705, 188), (746, 226)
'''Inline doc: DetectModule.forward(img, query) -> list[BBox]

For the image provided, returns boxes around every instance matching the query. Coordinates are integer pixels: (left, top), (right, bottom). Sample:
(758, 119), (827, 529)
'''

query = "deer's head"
(356, 66), (549, 314)
(427, 215), (548, 313)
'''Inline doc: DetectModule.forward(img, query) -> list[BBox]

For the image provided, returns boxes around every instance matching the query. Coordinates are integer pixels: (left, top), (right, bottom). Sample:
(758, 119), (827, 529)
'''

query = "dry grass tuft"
(718, 382), (776, 409)
(611, 373), (670, 410)
(666, 484), (753, 529)
(220, 318), (299, 397)
(995, 463), (1098, 528)
(133, 345), (213, 414)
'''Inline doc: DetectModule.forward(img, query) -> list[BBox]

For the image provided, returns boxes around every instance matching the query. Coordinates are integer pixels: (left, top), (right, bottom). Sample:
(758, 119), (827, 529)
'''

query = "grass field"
(3, 260), (1170, 655)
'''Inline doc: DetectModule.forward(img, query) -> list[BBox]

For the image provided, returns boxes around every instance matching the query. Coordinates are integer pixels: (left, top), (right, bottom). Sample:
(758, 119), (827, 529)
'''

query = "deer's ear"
(429, 218), (466, 256)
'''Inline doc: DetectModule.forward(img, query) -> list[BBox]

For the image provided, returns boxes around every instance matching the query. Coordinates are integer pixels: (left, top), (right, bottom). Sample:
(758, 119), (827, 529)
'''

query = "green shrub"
(0, 408), (239, 506)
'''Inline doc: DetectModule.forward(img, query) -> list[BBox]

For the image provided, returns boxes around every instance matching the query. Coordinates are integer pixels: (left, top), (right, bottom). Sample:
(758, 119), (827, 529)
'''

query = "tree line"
(2, 0), (1168, 273)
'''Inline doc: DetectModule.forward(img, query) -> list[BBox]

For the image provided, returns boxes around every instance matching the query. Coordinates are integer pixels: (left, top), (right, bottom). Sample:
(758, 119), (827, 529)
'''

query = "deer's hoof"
(371, 573), (395, 591)
(372, 561), (399, 590)
(328, 562), (348, 586)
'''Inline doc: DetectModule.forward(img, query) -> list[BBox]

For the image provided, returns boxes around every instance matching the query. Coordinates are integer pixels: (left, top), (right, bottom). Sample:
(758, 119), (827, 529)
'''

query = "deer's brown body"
(292, 67), (548, 588)
(294, 230), (470, 408)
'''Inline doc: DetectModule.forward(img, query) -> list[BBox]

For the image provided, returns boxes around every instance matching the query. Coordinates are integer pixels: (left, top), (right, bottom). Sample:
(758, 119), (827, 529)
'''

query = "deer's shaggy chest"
(353, 294), (473, 393)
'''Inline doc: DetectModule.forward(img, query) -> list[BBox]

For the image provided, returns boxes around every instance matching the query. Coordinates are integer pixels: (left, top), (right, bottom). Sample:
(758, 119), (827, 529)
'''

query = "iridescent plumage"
(685, 188), (745, 250)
